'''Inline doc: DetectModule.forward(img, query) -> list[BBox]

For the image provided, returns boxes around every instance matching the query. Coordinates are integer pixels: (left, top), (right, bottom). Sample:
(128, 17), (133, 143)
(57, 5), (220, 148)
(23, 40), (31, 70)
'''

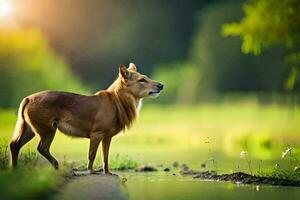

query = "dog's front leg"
(102, 136), (112, 174)
(88, 132), (104, 173)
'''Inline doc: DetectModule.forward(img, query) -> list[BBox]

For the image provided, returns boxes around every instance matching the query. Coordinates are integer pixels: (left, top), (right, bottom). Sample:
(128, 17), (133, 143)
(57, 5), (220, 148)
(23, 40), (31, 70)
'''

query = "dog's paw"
(104, 172), (118, 176)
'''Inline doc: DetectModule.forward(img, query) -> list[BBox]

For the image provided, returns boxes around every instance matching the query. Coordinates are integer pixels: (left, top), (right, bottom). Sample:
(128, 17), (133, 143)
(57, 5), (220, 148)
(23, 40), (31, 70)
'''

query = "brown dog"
(9, 63), (163, 174)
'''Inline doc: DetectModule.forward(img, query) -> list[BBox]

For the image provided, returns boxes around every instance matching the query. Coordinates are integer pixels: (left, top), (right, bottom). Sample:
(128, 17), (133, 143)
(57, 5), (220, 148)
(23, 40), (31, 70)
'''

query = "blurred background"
(1, 0), (300, 199)
(0, 0), (300, 173)
(0, 0), (299, 107)
(1, 0), (300, 174)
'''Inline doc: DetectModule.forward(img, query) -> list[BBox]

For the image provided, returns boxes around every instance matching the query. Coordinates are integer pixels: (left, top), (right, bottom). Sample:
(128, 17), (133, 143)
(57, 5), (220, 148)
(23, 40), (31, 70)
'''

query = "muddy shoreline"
(71, 164), (300, 187)
(180, 169), (300, 187)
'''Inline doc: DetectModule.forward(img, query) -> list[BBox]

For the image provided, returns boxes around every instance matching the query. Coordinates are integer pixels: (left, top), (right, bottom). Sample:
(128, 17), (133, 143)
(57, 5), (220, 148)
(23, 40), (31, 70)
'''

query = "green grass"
(71, 153), (139, 171)
(0, 141), (62, 199)
(0, 167), (61, 200)
(1, 103), (300, 163)
(258, 168), (300, 182)
(0, 139), (139, 199)
(0, 140), (40, 170)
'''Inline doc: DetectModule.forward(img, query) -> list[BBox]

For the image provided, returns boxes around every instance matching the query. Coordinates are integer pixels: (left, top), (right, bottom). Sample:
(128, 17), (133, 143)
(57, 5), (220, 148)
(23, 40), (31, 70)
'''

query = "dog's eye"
(138, 78), (147, 83)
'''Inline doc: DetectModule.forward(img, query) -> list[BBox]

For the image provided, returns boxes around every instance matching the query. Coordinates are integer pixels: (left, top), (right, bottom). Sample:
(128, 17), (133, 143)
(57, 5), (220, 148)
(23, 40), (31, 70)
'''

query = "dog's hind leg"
(37, 130), (59, 169)
(87, 132), (104, 173)
(10, 124), (35, 168)
(10, 98), (35, 168)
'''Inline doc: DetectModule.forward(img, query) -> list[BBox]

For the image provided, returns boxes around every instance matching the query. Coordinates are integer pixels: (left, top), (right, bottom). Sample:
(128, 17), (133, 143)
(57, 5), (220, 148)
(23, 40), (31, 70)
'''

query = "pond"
(120, 172), (300, 200)
(112, 143), (300, 200)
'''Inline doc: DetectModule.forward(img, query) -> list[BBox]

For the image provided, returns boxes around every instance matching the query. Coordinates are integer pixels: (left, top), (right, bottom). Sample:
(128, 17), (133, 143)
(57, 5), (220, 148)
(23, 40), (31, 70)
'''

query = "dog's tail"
(11, 98), (29, 142)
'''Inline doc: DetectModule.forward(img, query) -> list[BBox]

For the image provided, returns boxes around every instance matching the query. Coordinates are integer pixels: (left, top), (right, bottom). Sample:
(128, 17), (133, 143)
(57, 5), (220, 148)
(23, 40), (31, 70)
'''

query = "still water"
(120, 172), (300, 200)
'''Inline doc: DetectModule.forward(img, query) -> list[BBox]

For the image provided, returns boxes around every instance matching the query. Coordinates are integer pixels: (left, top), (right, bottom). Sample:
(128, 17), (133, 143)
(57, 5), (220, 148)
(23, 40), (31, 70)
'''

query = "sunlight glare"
(0, 0), (13, 20)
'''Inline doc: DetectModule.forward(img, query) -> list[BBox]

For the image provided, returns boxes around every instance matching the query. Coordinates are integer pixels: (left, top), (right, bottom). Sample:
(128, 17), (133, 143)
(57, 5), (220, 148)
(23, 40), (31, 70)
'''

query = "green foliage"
(286, 67), (299, 90)
(222, 0), (300, 55)
(222, 0), (300, 89)
(260, 169), (300, 182)
(0, 141), (9, 169)
(153, 61), (200, 104)
(190, 1), (291, 95)
(0, 142), (61, 199)
(257, 147), (300, 181)
(0, 29), (87, 108)
(285, 53), (300, 89)
(0, 167), (60, 199)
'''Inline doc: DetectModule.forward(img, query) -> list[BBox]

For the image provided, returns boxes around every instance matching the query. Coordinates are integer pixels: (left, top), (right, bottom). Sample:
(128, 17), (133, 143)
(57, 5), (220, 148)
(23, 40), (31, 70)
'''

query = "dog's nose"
(157, 83), (164, 90)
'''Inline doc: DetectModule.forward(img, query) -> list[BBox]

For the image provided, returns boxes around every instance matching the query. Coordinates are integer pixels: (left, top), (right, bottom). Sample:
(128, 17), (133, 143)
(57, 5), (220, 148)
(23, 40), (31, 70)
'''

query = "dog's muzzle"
(149, 83), (164, 97)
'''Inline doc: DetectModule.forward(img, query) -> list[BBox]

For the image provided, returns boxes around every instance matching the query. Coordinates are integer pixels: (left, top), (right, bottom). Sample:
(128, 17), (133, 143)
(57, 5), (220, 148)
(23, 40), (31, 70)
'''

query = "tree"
(189, 1), (290, 100)
(222, 0), (300, 90)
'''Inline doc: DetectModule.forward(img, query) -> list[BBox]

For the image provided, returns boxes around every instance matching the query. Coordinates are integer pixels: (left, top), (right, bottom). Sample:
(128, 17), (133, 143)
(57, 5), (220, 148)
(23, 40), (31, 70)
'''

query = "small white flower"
(256, 185), (260, 191)
(275, 163), (280, 168)
(240, 151), (248, 158)
(282, 147), (292, 158)
(236, 181), (242, 186)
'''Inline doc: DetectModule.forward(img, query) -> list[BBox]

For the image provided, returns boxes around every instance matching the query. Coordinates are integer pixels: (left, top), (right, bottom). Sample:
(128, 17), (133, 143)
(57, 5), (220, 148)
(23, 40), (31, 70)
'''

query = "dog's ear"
(128, 63), (137, 71)
(119, 64), (129, 79)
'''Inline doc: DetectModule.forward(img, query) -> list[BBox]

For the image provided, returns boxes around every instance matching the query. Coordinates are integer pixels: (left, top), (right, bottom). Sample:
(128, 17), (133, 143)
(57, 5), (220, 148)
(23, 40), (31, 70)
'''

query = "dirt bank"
(53, 171), (127, 200)
(180, 169), (300, 187)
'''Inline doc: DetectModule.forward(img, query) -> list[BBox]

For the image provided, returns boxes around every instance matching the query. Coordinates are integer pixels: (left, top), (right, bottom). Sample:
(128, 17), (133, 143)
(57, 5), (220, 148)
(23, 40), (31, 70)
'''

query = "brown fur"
(9, 63), (163, 174)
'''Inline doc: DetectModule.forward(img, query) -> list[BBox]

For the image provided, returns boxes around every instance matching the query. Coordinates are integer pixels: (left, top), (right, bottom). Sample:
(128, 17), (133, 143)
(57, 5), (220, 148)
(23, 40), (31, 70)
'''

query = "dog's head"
(118, 63), (164, 98)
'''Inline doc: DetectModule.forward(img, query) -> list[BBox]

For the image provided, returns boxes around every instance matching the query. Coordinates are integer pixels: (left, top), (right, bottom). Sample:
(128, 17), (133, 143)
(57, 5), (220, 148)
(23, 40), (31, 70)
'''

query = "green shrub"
(0, 28), (87, 108)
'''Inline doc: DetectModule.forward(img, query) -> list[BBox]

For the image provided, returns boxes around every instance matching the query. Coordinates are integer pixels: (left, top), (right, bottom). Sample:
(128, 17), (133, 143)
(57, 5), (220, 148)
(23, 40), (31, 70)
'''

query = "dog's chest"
(136, 99), (143, 114)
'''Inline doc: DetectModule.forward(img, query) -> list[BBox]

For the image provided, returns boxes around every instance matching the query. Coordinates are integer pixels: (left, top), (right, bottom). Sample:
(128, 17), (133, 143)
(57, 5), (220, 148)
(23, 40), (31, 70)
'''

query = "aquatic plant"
(281, 147), (300, 171)
(201, 137), (218, 172)
(240, 150), (252, 175)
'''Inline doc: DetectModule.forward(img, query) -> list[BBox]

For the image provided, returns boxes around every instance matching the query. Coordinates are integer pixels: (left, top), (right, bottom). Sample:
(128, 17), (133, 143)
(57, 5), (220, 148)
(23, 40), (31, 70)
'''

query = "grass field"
(1, 101), (300, 167)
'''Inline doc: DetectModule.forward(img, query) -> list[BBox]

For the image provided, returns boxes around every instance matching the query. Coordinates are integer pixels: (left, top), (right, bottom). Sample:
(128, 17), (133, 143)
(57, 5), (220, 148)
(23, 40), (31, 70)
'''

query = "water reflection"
(120, 172), (300, 200)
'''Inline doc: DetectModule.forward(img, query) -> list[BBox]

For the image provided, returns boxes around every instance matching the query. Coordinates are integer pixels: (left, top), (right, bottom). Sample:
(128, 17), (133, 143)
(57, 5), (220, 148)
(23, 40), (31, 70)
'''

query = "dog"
(9, 63), (163, 174)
